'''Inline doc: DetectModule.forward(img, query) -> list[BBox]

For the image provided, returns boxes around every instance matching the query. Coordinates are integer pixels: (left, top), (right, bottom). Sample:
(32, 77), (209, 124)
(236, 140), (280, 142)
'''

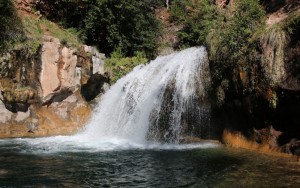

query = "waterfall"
(78, 47), (210, 144)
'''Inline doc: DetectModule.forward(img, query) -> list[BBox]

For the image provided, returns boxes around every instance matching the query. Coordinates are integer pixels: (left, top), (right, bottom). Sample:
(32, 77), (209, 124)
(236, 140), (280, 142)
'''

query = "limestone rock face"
(61, 47), (78, 90)
(83, 45), (106, 75)
(0, 35), (109, 138)
(40, 36), (82, 103)
(40, 36), (61, 101)
(0, 99), (30, 124)
(38, 36), (108, 104)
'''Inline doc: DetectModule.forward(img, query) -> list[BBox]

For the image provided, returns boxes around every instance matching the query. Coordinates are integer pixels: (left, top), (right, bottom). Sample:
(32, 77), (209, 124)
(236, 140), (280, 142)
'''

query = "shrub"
(83, 0), (160, 58)
(0, 0), (25, 51)
(170, 0), (219, 48)
(211, 0), (265, 104)
(170, 0), (266, 105)
(36, 0), (161, 58)
(106, 48), (148, 83)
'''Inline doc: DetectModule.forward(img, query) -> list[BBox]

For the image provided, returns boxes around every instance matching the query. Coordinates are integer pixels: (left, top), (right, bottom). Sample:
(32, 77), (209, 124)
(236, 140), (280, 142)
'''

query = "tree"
(83, 0), (160, 57)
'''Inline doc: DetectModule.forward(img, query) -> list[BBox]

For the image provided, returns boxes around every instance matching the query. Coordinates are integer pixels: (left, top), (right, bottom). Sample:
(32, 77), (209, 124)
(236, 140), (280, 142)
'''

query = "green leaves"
(170, 0), (266, 105)
(0, 0), (25, 52)
(36, 0), (161, 57)
(171, 0), (218, 48)
(106, 48), (148, 83)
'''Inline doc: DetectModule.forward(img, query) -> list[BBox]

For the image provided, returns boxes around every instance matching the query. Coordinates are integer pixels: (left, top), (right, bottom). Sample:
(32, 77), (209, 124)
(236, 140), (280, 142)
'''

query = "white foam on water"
(6, 136), (219, 154)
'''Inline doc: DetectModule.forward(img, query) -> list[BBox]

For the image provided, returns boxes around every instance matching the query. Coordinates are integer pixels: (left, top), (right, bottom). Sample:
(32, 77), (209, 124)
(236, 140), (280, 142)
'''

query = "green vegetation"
(105, 48), (148, 83)
(0, 0), (82, 54)
(31, 0), (162, 82)
(170, 0), (219, 49)
(2, 0), (298, 91)
(18, 15), (82, 54)
(83, 0), (160, 57)
(0, 0), (26, 52)
(36, 0), (161, 58)
(211, 0), (266, 105)
(170, 0), (266, 105)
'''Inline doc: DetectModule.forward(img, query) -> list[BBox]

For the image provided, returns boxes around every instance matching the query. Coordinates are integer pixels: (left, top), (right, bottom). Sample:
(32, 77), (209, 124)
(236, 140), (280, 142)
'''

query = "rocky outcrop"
(83, 45), (106, 75)
(38, 36), (109, 105)
(40, 36), (61, 102)
(80, 45), (110, 102)
(283, 138), (300, 156)
(40, 36), (81, 104)
(0, 35), (109, 138)
(207, 0), (300, 158)
(0, 92), (91, 138)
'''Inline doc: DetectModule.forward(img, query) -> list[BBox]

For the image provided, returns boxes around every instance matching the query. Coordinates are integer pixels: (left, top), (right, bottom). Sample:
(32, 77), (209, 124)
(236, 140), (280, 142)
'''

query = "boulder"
(40, 35), (61, 101)
(0, 98), (30, 124)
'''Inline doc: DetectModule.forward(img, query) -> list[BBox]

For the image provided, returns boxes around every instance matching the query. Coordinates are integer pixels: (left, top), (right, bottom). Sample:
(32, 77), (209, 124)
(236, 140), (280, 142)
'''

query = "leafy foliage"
(83, 0), (160, 57)
(212, 0), (266, 105)
(216, 0), (265, 63)
(36, 0), (161, 58)
(105, 48), (148, 83)
(170, 0), (266, 105)
(35, 0), (89, 28)
(0, 0), (25, 51)
(170, 0), (219, 48)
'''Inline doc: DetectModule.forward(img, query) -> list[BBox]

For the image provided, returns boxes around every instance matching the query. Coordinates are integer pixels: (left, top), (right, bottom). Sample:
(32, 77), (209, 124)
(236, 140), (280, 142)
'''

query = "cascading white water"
(6, 47), (216, 153)
(77, 47), (210, 144)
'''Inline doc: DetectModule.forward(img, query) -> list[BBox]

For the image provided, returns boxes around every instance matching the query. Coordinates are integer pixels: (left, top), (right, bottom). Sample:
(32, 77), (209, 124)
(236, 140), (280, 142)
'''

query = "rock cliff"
(209, 0), (300, 157)
(0, 34), (109, 138)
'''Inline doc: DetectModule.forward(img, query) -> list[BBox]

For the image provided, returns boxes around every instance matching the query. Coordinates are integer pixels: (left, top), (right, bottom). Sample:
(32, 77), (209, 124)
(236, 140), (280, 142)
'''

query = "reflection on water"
(0, 140), (299, 187)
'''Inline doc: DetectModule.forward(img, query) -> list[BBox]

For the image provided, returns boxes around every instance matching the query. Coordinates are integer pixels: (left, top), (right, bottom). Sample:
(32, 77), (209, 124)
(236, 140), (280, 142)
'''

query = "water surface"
(0, 138), (299, 187)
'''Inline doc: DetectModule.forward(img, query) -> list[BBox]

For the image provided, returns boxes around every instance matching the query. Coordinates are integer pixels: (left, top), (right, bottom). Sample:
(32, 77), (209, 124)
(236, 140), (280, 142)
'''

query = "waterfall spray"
(78, 47), (211, 144)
